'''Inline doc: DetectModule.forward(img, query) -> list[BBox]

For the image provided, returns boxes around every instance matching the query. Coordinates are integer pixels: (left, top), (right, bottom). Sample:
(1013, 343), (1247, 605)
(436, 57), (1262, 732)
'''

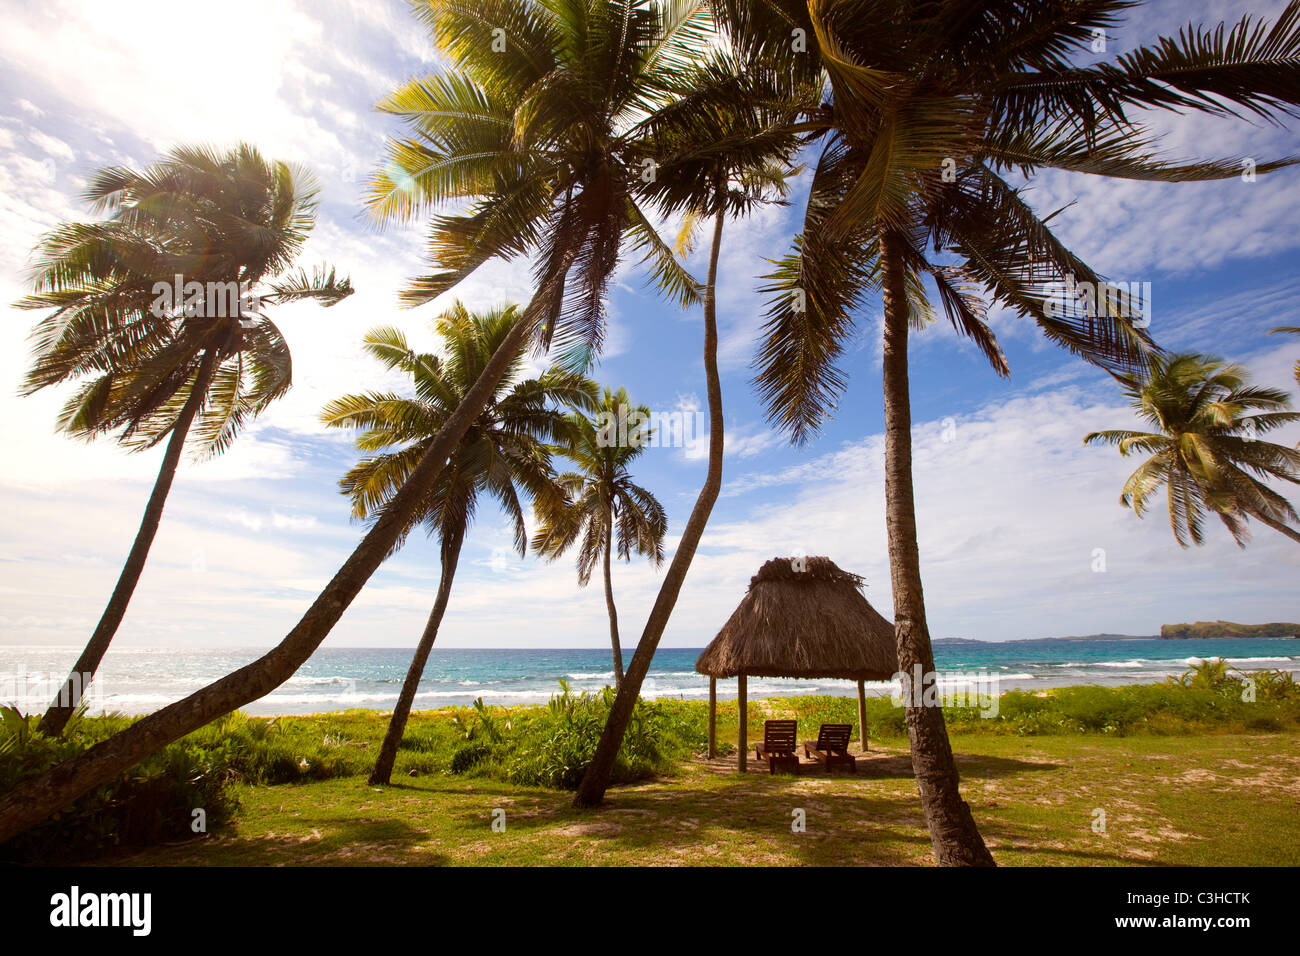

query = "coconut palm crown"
(729, 0), (1300, 441)
(322, 302), (597, 553)
(19, 143), (353, 456)
(1085, 352), (1300, 546)
(532, 386), (667, 684)
(367, 0), (720, 368)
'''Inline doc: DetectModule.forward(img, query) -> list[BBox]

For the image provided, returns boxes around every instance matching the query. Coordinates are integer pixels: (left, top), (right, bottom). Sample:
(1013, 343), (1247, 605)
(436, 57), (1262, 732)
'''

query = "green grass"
(15, 676), (1297, 866)
(117, 726), (1300, 867)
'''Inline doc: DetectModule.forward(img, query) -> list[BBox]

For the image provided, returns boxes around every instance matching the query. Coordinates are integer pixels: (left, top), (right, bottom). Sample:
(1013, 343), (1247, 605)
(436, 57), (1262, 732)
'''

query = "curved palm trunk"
(879, 230), (994, 867)
(0, 265), (569, 844)
(602, 504), (623, 689)
(39, 350), (218, 737)
(370, 533), (463, 785)
(1249, 509), (1300, 544)
(573, 206), (727, 809)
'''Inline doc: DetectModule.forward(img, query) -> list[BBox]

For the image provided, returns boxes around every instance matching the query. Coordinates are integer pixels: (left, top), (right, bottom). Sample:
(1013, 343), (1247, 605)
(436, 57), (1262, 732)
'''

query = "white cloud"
(723, 424), (784, 459)
(271, 512), (318, 531)
(25, 130), (74, 161)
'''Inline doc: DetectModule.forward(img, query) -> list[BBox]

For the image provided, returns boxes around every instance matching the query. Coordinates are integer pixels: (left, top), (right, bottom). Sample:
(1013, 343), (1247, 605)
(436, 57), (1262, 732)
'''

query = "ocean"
(3, 637), (1298, 716)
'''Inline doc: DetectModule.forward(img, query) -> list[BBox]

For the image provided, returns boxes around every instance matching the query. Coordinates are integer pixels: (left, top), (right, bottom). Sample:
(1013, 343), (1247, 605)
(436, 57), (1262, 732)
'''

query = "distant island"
(1161, 621), (1300, 640)
(934, 634), (1153, 645)
(934, 623), (1300, 644)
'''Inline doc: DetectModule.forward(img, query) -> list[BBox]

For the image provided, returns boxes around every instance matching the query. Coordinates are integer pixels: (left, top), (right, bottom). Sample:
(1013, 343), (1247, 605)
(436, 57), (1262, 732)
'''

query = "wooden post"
(737, 672), (747, 772)
(708, 677), (716, 758)
(857, 679), (868, 753)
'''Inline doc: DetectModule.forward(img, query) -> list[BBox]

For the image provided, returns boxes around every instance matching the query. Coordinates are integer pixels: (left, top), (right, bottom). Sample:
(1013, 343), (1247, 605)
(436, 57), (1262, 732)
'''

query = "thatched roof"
(695, 556), (897, 681)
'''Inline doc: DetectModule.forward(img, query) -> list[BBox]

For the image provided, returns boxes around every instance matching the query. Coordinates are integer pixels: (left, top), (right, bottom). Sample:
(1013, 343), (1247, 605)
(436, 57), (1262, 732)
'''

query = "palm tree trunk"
(38, 350), (219, 737)
(573, 204), (727, 809)
(603, 504), (623, 689)
(879, 229), (995, 867)
(1249, 509), (1300, 544)
(0, 268), (570, 845)
(370, 533), (462, 785)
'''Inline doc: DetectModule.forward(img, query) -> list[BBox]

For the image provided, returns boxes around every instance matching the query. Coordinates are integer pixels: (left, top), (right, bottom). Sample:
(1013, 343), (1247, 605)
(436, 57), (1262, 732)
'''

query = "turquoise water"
(3, 637), (1298, 715)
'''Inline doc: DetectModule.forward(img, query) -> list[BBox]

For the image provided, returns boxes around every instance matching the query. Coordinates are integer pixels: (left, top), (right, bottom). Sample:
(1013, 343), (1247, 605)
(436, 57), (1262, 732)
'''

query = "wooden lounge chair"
(803, 723), (856, 773)
(754, 719), (799, 774)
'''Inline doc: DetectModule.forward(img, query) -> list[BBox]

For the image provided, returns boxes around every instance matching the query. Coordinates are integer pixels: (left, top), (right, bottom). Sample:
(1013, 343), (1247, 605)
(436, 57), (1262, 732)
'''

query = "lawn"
(121, 730), (1300, 867)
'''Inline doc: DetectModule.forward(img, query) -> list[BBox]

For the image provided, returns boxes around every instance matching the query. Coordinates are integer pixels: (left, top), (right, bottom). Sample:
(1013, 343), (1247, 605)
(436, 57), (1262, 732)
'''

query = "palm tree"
(533, 387), (666, 687)
(323, 303), (594, 784)
(722, 0), (1300, 865)
(1085, 353), (1300, 546)
(572, 50), (809, 808)
(0, 0), (723, 841)
(15, 144), (353, 737)
(367, 0), (710, 364)
(1272, 326), (1300, 390)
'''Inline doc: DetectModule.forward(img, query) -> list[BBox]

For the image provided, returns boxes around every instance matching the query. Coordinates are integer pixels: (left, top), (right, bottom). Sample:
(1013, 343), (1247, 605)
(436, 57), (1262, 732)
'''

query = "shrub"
(505, 682), (691, 789)
(0, 706), (238, 863)
(1249, 668), (1297, 702)
(449, 742), (495, 774)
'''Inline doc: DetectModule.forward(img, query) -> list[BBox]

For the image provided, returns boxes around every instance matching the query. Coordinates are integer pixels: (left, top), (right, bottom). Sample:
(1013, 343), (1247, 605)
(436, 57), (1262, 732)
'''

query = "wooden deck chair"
(803, 723), (856, 773)
(754, 719), (799, 774)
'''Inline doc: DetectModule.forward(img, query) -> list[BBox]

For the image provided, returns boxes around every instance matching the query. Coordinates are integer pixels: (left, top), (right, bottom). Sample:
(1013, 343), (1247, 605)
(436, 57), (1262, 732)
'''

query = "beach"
(4, 637), (1297, 716)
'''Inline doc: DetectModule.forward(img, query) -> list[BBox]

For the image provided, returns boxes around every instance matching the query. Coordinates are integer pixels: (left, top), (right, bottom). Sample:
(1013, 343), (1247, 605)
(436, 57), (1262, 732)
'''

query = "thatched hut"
(696, 556), (896, 769)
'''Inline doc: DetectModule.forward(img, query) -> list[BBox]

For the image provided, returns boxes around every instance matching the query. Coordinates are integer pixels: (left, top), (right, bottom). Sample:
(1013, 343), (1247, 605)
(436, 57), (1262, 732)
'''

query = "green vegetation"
(5, 670), (1297, 864)
(0, 682), (703, 861)
(425, 682), (703, 789)
(752, 667), (1300, 739)
(118, 731), (1300, 868)
(501, 683), (697, 788)
(0, 706), (238, 864)
(1162, 621), (1300, 639)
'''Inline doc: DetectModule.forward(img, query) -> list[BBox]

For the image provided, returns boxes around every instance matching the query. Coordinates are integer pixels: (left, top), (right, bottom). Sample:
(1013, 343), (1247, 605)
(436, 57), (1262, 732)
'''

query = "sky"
(0, 0), (1298, 653)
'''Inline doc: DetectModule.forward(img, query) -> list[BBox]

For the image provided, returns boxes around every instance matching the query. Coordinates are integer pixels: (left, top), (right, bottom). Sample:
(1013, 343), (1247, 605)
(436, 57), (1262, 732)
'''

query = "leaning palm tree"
(1272, 326), (1300, 390)
(572, 49), (810, 809)
(1085, 353), (1300, 546)
(533, 387), (666, 687)
(16, 144), (352, 737)
(0, 0), (724, 841)
(722, 0), (1300, 865)
(323, 304), (594, 785)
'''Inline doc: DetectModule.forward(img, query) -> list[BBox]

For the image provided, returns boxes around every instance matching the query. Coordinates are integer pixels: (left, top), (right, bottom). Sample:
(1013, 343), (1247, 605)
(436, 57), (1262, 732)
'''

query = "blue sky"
(1, 0), (1298, 652)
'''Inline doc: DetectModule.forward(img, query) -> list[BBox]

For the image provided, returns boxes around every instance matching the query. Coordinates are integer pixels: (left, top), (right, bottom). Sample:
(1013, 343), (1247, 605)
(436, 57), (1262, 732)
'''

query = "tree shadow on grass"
(119, 749), (1081, 866)
(124, 816), (447, 867)
(549, 780), (1143, 866)
(368, 749), (1071, 865)
(413, 748), (1073, 866)
(593, 786), (934, 865)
